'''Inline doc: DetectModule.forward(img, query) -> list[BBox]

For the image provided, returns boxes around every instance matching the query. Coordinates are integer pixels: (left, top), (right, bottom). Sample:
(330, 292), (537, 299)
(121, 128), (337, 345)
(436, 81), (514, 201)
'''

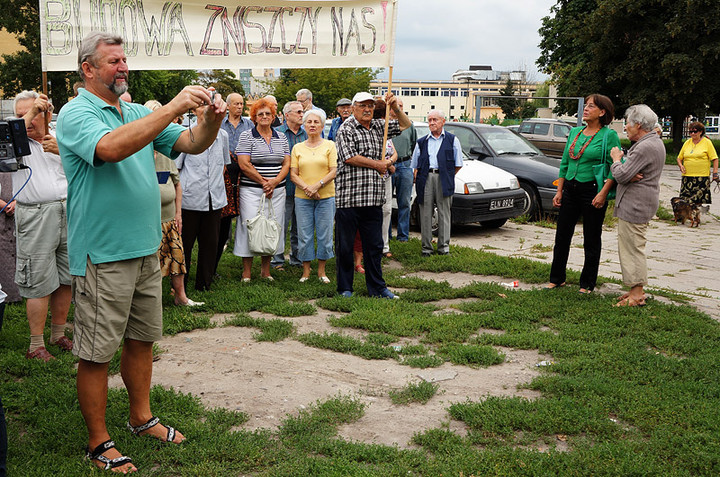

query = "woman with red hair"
(233, 98), (291, 281)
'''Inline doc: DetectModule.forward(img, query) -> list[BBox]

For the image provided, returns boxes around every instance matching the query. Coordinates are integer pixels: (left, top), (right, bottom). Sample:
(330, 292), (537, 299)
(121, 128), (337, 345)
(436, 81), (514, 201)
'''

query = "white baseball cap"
(352, 92), (374, 104)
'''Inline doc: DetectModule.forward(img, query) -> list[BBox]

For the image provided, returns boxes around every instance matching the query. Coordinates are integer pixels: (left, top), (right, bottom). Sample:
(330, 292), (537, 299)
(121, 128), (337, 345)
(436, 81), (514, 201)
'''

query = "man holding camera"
(57, 31), (226, 472)
(12, 90), (73, 362)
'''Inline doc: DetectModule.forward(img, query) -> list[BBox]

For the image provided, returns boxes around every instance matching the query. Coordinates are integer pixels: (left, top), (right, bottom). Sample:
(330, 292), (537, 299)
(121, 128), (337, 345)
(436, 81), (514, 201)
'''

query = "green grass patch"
(224, 314), (295, 342)
(5, 236), (720, 475)
(297, 331), (397, 360)
(388, 381), (440, 405)
(656, 203), (676, 222)
(400, 354), (445, 368)
(437, 343), (505, 367)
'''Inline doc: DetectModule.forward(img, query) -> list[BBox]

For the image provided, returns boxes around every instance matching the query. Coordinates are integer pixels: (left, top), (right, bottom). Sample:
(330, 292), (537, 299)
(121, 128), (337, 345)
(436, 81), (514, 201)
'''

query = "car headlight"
(509, 178), (519, 189)
(464, 182), (484, 194)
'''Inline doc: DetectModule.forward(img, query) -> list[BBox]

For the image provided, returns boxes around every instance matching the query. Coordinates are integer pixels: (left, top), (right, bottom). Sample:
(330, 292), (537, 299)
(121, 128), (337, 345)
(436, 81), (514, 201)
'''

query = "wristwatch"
(319, 180), (325, 186)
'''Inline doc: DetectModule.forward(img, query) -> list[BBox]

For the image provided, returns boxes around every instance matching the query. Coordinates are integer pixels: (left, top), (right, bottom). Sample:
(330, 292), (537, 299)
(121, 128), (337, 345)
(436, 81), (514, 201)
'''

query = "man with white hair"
(410, 110), (463, 256)
(57, 31), (226, 472)
(296, 88), (326, 117)
(272, 100), (307, 269)
(334, 91), (411, 298)
(12, 90), (73, 362)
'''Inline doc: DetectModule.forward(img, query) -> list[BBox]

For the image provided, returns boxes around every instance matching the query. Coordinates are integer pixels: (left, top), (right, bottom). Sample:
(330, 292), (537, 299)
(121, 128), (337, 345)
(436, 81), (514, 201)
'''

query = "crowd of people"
(0, 29), (717, 474)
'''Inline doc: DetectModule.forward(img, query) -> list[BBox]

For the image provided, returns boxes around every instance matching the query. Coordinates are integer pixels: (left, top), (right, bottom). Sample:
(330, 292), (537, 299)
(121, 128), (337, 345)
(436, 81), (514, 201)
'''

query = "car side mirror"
(469, 146), (490, 158)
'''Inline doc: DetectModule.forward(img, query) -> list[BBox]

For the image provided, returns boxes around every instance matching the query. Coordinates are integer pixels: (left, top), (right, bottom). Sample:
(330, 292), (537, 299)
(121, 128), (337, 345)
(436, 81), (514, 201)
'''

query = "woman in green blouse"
(546, 94), (621, 293)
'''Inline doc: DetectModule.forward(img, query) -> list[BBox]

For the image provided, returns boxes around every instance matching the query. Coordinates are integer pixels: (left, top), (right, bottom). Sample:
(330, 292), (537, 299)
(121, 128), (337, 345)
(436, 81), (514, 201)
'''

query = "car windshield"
(479, 127), (542, 155)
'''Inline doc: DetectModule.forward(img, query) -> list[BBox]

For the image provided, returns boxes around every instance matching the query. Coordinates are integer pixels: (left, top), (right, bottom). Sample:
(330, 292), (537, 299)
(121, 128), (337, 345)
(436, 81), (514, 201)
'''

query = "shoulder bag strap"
(601, 126), (608, 165)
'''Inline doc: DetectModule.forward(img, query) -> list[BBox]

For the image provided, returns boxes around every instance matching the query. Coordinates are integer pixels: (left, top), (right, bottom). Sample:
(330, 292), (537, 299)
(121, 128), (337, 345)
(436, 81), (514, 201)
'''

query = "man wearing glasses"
(271, 101), (308, 270)
(334, 92), (411, 299)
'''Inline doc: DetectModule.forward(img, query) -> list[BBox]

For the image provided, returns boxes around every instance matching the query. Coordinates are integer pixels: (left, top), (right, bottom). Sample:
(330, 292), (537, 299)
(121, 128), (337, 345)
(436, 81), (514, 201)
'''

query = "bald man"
(215, 92), (254, 275)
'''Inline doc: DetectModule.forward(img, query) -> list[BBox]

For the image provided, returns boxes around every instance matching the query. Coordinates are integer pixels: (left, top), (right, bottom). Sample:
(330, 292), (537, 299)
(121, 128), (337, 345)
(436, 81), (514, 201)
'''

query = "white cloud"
(381, 0), (555, 81)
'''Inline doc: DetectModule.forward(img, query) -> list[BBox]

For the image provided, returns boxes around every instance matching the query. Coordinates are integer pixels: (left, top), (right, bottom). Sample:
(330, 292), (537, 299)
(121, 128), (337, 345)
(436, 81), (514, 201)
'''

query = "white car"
(402, 122), (528, 229)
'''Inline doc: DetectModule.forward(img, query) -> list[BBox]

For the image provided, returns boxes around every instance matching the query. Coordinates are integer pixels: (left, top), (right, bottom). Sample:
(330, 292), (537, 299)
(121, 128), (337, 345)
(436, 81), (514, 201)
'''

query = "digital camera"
(0, 119), (31, 172)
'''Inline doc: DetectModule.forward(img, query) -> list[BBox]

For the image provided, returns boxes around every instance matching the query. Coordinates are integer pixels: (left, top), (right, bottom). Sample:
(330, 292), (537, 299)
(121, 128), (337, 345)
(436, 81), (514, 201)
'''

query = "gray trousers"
(420, 173), (452, 254)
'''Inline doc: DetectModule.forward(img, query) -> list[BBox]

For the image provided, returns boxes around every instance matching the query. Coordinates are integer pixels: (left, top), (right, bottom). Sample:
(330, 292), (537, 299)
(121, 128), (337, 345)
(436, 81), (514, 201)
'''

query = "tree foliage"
(197, 70), (245, 99)
(129, 70), (198, 106)
(496, 80), (537, 120)
(496, 80), (519, 119)
(0, 0), (76, 107)
(538, 0), (720, 148)
(0, 0), (197, 109)
(270, 68), (378, 116)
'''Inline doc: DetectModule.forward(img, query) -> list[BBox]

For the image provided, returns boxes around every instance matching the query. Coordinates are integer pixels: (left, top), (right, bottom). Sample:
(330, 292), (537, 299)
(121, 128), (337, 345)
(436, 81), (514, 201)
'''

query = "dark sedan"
(443, 123), (561, 218)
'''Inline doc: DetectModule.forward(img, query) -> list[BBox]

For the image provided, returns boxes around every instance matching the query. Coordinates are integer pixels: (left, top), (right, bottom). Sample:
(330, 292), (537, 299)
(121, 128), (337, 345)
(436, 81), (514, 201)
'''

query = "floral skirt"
(680, 176), (712, 205)
(158, 220), (187, 277)
(221, 152), (240, 218)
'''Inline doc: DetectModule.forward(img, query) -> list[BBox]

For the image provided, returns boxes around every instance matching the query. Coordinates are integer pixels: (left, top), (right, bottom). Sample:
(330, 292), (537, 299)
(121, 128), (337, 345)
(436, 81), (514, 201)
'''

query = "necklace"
(568, 128), (599, 160)
(690, 137), (701, 154)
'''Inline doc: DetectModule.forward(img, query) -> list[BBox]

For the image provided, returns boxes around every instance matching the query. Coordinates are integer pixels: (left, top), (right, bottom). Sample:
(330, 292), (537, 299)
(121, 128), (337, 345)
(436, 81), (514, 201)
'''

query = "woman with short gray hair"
(609, 104), (666, 306)
(290, 109), (337, 282)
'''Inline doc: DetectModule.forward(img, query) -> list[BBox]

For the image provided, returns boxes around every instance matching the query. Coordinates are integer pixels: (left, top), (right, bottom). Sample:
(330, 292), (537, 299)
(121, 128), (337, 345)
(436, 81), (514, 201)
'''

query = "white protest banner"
(39, 0), (397, 71)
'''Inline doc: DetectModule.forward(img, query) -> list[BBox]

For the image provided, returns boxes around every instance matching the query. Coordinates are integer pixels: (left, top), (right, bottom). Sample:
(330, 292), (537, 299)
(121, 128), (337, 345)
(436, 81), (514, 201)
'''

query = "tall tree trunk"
(671, 112), (685, 154)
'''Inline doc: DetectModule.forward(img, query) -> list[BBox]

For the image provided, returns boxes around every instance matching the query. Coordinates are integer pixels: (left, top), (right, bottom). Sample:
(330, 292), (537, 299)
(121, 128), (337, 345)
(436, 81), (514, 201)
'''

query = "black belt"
(428, 168), (440, 173)
(396, 156), (412, 163)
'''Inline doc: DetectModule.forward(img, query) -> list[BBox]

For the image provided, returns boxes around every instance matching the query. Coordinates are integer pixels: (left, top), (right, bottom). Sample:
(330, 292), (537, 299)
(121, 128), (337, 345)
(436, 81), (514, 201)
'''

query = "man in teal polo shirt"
(57, 31), (227, 473)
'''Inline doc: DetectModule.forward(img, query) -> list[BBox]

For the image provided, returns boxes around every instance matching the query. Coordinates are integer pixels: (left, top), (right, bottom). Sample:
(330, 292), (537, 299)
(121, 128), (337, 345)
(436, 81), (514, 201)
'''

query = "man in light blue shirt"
(272, 100), (308, 269)
(215, 92), (253, 275)
(411, 110), (463, 256)
(177, 128), (230, 291)
(220, 93), (253, 152)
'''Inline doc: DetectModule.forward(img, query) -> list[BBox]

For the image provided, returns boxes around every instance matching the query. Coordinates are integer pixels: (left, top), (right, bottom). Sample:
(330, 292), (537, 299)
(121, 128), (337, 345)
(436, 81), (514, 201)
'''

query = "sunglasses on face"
(689, 129), (700, 133)
(257, 112), (273, 117)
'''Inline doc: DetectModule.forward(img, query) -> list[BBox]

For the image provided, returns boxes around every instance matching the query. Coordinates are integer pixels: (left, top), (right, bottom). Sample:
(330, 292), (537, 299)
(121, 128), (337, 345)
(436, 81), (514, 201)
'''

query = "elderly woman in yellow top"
(677, 121), (719, 206)
(290, 109), (338, 283)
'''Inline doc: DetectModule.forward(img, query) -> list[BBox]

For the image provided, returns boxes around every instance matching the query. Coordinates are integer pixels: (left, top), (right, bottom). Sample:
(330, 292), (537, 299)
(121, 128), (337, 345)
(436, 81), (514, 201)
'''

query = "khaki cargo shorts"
(72, 254), (163, 363)
(14, 200), (71, 298)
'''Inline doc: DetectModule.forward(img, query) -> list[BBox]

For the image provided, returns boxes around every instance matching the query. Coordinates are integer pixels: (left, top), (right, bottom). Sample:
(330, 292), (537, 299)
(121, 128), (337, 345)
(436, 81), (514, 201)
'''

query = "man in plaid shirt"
(334, 92), (412, 298)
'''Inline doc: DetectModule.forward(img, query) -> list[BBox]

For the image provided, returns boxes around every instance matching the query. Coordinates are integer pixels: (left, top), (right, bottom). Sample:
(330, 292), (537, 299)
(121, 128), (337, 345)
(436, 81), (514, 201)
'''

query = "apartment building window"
(401, 87), (419, 97)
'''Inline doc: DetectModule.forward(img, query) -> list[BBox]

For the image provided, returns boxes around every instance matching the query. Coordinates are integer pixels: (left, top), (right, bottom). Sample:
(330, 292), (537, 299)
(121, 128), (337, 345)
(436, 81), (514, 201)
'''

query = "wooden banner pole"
(42, 71), (50, 135)
(381, 65), (394, 161)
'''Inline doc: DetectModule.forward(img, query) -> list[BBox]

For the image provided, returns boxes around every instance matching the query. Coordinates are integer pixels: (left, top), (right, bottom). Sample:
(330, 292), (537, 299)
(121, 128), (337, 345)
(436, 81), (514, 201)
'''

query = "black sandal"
(86, 439), (133, 471)
(127, 416), (178, 443)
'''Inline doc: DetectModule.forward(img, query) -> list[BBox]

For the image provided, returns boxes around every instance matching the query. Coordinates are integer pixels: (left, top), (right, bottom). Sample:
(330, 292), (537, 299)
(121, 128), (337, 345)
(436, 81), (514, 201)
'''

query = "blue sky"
(378, 0), (556, 81)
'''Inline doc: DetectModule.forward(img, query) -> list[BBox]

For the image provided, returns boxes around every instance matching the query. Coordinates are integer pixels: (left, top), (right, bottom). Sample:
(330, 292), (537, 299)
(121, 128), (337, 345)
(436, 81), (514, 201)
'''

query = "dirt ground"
(110, 293), (549, 449)
(110, 165), (718, 449)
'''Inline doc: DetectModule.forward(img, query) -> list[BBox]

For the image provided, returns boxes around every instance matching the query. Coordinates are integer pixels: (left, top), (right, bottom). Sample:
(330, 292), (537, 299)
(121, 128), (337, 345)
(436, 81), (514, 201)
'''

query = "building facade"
(370, 65), (538, 122)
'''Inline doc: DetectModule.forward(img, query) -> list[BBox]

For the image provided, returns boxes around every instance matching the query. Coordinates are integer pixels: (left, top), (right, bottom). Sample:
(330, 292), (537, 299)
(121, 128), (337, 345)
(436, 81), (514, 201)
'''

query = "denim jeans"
(392, 160), (413, 241)
(272, 182), (300, 266)
(295, 196), (335, 262)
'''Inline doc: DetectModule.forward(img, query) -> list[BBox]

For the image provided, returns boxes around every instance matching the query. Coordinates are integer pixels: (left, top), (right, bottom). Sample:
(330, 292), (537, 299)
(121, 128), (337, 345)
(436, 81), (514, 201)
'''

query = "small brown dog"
(670, 197), (701, 227)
